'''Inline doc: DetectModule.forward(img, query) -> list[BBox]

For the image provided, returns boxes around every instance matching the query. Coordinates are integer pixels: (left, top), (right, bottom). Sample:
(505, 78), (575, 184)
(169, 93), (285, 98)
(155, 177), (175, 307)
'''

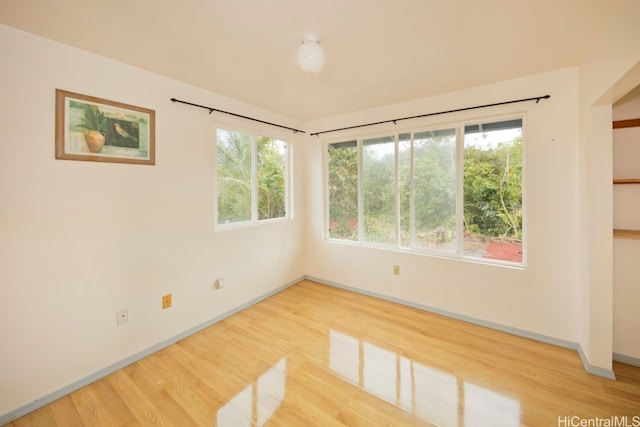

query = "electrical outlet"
(214, 278), (225, 290)
(162, 294), (172, 309)
(117, 309), (128, 326)
(393, 265), (400, 275)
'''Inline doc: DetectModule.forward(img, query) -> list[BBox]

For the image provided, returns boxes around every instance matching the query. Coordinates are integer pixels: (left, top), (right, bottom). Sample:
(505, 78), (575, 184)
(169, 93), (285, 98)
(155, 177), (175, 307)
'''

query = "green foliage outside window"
(328, 142), (358, 240)
(257, 137), (286, 220)
(410, 131), (457, 249)
(463, 137), (522, 239)
(217, 129), (287, 225)
(326, 119), (523, 263)
(217, 130), (252, 224)
(363, 137), (396, 244)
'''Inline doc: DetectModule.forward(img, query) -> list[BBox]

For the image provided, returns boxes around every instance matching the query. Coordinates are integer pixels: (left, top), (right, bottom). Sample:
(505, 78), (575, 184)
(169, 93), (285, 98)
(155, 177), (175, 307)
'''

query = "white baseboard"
(4, 275), (622, 424)
(613, 353), (640, 368)
(577, 346), (616, 380)
(305, 275), (617, 381)
(0, 277), (304, 425)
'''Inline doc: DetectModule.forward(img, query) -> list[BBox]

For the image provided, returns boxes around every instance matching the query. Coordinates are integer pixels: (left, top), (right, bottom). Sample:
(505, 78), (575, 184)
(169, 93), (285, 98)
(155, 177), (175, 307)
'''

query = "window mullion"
(455, 127), (465, 255)
(252, 135), (258, 222)
(357, 139), (364, 242)
(285, 143), (291, 218)
(324, 143), (330, 237)
(409, 132), (415, 249)
(395, 135), (400, 248)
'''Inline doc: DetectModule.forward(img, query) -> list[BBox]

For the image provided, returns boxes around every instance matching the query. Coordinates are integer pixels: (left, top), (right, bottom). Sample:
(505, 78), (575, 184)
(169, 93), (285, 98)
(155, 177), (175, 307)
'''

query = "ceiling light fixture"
(297, 33), (325, 74)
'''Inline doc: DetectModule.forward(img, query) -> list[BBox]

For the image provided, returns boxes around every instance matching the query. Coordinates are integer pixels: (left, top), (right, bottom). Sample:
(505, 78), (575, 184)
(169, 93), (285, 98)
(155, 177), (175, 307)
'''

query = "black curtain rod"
(309, 94), (551, 137)
(170, 98), (305, 134)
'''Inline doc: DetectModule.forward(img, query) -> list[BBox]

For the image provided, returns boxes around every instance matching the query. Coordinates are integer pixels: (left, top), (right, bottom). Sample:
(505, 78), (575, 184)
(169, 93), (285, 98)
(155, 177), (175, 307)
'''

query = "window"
(217, 127), (289, 227)
(328, 141), (358, 240)
(408, 128), (457, 251)
(463, 120), (523, 263)
(326, 118), (523, 265)
(363, 136), (396, 244)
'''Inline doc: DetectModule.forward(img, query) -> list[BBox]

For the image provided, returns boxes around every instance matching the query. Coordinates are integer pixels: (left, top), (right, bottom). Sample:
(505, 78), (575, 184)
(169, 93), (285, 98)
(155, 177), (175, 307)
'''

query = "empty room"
(1, 1), (640, 426)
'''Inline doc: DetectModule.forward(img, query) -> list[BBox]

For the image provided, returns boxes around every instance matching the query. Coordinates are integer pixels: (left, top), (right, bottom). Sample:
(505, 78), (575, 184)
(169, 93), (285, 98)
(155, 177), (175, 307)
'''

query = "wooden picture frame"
(55, 89), (155, 165)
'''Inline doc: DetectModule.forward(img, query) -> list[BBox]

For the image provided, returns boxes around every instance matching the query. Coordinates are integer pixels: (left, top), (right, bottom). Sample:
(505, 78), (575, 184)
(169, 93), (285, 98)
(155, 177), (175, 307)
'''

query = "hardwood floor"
(7, 280), (640, 426)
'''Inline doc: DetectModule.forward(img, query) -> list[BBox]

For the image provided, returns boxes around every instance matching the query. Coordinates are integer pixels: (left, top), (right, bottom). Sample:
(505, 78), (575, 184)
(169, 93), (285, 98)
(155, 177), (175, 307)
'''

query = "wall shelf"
(613, 118), (640, 129)
(613, 229), (640, 239)
(612, 118), (640, 239)
(613, 178), (640, 184)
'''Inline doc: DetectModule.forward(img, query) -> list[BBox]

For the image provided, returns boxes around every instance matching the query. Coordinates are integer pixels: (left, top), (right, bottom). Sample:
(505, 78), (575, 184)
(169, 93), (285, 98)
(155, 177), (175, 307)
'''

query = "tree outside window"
(217, 128), (289, 227)
(326, 118), (523, 265)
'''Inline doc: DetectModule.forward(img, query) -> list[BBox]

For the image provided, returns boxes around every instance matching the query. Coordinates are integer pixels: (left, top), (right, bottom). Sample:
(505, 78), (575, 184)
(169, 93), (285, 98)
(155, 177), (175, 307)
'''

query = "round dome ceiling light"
(297, 33), (325, 74)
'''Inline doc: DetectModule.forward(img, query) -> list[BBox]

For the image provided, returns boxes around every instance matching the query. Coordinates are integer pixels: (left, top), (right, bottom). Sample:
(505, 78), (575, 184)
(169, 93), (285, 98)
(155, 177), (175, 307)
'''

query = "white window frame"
(324, 113), (526, 268)
(215, 123), (293, 231)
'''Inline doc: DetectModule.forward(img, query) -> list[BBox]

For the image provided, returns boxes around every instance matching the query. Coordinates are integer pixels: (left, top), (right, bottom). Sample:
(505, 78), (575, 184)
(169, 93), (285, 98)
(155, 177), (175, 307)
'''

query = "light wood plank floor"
(7, 280), (640, 426)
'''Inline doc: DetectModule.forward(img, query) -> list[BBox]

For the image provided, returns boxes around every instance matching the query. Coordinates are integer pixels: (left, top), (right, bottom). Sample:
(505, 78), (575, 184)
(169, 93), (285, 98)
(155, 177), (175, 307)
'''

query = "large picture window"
(217, 128), (290, 227)
(326, 118), (524, 265)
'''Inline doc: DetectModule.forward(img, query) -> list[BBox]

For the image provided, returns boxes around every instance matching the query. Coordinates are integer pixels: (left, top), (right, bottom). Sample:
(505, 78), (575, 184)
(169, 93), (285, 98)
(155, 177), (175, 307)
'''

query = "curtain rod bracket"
(536, 95), (550, 104)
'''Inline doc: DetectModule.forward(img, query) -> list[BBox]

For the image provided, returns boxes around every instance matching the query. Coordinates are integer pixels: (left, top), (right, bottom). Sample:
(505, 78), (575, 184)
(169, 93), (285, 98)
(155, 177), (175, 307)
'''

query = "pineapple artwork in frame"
(55, 89), (155, 165)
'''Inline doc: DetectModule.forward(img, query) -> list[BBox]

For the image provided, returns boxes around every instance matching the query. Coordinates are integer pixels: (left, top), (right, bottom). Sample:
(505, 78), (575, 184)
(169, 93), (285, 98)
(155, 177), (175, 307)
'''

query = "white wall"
(0, 25), (305, 417)
(578, 0), (640, 371)
(304, 67), (582, 344)
(2, 1), (639, 419)
(612, 87), (640, 360)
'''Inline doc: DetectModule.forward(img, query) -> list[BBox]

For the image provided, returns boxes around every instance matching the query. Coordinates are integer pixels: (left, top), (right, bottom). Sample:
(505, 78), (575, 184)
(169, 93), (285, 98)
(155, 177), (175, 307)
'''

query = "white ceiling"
(0, 0), (621, 121)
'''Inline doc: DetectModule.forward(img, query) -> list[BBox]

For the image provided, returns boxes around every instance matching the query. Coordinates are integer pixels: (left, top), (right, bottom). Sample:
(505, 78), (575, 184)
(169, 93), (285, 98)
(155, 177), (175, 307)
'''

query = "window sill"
(324, 238), (526, 269)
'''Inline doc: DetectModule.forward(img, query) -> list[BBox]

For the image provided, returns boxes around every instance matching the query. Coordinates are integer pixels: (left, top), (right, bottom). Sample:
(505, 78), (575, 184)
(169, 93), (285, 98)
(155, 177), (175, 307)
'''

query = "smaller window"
(216, 128), (290, 228)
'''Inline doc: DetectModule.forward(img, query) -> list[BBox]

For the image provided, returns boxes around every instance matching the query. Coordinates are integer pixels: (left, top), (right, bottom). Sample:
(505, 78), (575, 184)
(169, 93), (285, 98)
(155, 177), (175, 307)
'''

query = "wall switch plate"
(393, 265), (400, 275)
(162, 294), (172, 309)
(214, 278), (225, 290)
(117, 309), (128, 326)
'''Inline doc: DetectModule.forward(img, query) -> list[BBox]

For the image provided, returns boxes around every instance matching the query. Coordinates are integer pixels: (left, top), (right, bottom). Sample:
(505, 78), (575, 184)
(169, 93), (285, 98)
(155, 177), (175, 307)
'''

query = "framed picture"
(55, 89), (155, 165)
